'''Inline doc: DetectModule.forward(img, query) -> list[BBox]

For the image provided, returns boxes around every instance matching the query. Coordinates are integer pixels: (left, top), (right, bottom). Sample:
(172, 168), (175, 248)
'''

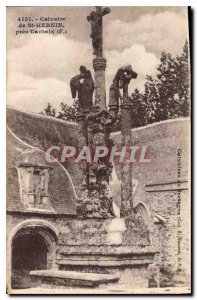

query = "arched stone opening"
(12, 230), (48, 289)
(8, 220), (58, 290)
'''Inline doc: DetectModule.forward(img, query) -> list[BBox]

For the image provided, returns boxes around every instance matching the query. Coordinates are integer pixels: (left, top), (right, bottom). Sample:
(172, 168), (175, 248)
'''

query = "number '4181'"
(18, 17), (33, 22)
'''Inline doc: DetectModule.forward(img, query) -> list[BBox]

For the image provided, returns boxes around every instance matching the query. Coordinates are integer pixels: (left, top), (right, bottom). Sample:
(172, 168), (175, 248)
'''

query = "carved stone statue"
(70, 66), (94, 111)
(87, 6), (111, 57)
(108, 65), (138, 121)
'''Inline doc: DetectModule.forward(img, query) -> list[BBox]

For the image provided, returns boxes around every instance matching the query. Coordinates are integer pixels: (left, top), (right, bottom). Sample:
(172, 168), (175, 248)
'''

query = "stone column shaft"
(93, 58), (107, 110)
(120, 82), (133, 218)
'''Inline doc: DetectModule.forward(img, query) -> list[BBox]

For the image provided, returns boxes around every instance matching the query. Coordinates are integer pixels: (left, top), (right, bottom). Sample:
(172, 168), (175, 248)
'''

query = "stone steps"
(30, 270), (120, 288)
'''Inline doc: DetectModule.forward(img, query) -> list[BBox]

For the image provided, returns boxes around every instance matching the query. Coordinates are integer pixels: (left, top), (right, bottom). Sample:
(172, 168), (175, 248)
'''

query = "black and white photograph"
(5, 4), (191, 295)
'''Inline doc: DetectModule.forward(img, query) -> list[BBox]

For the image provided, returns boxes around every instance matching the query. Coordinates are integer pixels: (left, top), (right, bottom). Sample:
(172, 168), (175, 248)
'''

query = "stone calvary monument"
(71, 6), (139, 220)
(56, 7), (156, 289)
(18, 6), (157, 291)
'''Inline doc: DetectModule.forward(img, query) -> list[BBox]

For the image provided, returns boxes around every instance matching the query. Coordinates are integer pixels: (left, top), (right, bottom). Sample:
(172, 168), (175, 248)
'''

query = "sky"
(6, 6), (189, 113)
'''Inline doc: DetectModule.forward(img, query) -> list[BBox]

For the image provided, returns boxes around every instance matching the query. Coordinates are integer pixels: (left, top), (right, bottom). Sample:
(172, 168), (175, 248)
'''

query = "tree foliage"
(56, 101), (79, 122)
(41, 103), (56, 118)
(41, 101), (79, 122)
(143, 40), (189, 125)
(41, 41), (190, 131)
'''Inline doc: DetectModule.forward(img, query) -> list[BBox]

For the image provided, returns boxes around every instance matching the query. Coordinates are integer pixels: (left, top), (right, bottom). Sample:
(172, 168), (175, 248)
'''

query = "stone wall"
(146, 188), (190, 287)
(112, 118), (190, 287)
(112, 118), (189, 206)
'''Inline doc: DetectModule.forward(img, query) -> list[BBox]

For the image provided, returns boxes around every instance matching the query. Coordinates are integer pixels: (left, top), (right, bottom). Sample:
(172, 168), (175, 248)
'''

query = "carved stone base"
(77, 189), (114, 218)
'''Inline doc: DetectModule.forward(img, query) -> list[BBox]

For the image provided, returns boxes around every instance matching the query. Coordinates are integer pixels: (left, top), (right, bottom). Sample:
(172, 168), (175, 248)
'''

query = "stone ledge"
(30, 270), (120, 288)
(56, 245), (157, 268)
(56, 258), (154, 267)
(58, 245), (157, 256)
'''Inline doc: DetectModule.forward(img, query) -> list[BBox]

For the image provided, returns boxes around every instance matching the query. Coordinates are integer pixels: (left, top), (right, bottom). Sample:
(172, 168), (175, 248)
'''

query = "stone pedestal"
(55, 218), (156, 289)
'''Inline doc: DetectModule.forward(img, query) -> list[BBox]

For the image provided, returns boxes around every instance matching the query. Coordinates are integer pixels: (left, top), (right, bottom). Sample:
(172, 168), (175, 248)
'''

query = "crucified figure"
(87, 6), (111, 57)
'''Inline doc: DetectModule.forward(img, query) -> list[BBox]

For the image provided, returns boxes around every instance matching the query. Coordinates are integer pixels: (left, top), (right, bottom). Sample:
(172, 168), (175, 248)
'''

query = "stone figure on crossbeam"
(70, 65), (94, 111)
(108, 65), (138, 121)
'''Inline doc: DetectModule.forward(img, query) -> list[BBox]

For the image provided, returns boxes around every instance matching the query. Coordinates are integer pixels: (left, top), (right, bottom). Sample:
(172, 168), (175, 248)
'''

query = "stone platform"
(28, 218), (157, 289)
(53, 218), (157, 289)
(56, 245), (157, 289)
(30, 270), (120, 288)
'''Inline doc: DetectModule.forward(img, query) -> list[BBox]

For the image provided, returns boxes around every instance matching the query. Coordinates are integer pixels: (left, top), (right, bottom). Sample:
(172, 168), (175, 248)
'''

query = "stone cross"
(87, 6), (110, 110)
(76, 7), (114, 218)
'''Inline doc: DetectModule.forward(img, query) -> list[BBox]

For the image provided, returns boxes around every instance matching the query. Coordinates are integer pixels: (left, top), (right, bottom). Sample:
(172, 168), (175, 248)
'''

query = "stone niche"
(17, 162), (52, 210)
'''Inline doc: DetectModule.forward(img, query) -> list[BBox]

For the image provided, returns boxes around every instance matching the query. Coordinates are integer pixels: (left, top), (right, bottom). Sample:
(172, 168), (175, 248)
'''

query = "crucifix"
(87, 6), (110, 110)
(87, 6), (111, 58)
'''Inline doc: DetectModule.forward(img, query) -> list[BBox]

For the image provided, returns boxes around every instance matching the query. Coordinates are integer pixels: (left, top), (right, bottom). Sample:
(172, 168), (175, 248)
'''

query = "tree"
(143, 75), (159, 124)
(173, 40), (190, 117)
(41, 103), (56, 117)
(41, 101), (79, 122)
(146, 40), (190, 122)
(156, 52), (177, 120)
(56, 101), (79, 122)
(130, 88), (147, 127)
